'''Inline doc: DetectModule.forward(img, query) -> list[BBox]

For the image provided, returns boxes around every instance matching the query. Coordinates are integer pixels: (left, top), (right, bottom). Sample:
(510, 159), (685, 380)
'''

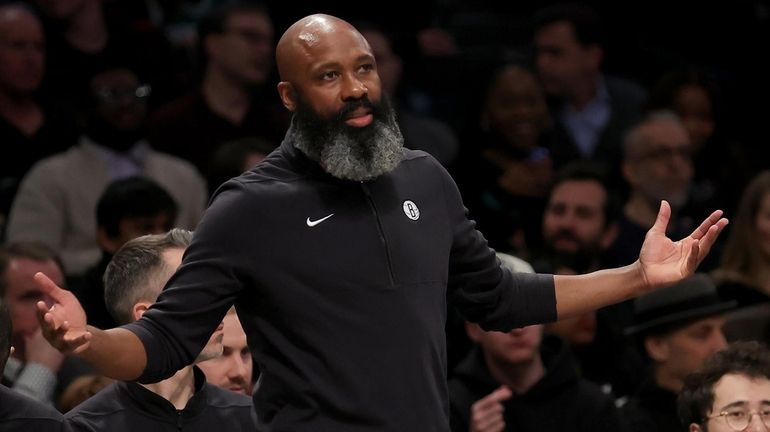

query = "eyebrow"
(720, 401), (770, 411)
(311, 54), (375, 72)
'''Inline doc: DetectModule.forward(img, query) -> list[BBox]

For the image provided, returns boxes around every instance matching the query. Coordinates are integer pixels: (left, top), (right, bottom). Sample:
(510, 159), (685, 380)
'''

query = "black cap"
(625, 273), (737, 336)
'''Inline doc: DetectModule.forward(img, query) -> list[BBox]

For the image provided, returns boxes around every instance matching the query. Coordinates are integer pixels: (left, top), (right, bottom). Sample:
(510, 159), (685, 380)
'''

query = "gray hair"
(622, 110), (685, 160)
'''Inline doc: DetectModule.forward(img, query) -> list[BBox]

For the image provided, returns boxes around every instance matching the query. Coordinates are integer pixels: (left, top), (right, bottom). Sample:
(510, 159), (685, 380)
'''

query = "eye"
(321, 71), (339, 81)
(358, 63), (375, 73)
(726, 411), (748, 420)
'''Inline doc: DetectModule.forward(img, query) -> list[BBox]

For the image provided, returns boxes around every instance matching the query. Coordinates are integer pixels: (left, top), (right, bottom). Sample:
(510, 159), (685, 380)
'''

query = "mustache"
(333, 97), (376, 123)
(549, 229), (581, 244)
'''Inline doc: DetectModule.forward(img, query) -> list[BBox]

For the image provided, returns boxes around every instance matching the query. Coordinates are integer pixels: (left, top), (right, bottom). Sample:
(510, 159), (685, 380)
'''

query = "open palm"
(34, 272), (92, 354)
(638, 201), (728, 290)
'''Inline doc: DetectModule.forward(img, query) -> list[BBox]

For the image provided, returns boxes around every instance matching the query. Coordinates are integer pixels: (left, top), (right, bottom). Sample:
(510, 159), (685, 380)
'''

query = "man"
(6, 65), (207, 277)
(0, 242), (91, 404)
(148, 2), (287, 184)
(537, 162), (618, 274)
(198, 307), (253, 396)
(532, 3), (646, 183)
(623, 273), (735, 432)
(65, 229), (255, 431)
(35, 14), (727, 431)
(449, 261), (624, 432)
(0, 297), (68, 432)
(679, 341), (770, 432)
(70, 177), (178, 330)
(0, 3), (77, 239)
(607, 110), (694, 267)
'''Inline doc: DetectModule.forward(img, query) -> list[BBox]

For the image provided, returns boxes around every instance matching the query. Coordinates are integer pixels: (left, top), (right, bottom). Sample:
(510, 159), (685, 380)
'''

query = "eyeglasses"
(93, 84), (152, 105)
(708, 409), (770, 430)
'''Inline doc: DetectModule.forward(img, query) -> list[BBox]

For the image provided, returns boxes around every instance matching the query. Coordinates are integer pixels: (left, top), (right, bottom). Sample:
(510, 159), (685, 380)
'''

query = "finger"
(475, 386), (513, 409)
(650, 200), (671, 234)
(684, 239), (700, 275)
(696, 219), (729, 261)
(33, 272), (68, 302)
(689, 210), (725, 240)
(472, 408), (504, 432)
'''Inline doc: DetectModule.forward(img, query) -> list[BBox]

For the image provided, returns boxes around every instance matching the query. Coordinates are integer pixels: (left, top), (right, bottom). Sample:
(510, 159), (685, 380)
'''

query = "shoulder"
(0, 385), (64, 423)
(203, 384), (253, 409)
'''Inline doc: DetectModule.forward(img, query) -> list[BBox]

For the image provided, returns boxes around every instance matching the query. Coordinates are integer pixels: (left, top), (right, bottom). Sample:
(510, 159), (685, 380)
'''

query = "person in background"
(65, 229), (255, 431)
(198, 307), (253, 396)
(6, 64), (206, 278)
(623, 274), (735, 432)
(0, 297), (68, 431)
(678, 341), (770, 432)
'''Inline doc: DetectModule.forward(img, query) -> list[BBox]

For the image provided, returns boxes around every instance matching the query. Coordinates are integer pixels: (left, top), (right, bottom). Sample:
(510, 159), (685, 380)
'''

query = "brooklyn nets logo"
(402, 200), (420, 221)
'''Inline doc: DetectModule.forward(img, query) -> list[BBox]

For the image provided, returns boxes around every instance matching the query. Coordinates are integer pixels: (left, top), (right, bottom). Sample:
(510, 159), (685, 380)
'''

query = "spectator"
(0, 296), (68, 431)
(6, 64), (206, 277)
(0, 242), (92, 404)
(198, 307), (253, 396)
(623, 274), (735, 432)
(532, 3), (646, 185)
(0, 3), (77, 240)
(148, 2), (285, 175)
(678, 341), (770, 432)
(65, 229), (255, 431)
(449, 258), (625, 431)
(712, 171), (770, 307)
(69, 177), (178, 329)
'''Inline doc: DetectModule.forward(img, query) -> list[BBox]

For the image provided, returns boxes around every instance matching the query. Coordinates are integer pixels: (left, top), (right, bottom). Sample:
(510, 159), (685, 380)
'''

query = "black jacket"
(64, 367), (254, 431)
(0, 385), (67, 432)
(124, 129), (557, 431)
(449, 335), (625, 432)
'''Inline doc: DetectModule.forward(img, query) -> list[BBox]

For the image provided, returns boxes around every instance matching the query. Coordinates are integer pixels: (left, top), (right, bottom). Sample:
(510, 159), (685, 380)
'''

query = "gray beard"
(291, 100), (405, 181)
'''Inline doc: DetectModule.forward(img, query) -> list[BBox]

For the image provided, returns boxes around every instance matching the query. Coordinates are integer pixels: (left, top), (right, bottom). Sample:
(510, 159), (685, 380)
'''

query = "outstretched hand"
(34, 272), (92, 354)
(638, 200), (728, 290)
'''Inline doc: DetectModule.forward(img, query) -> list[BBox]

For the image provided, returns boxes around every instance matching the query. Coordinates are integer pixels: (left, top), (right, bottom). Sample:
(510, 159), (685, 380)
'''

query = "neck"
(624, 193), (663, 229)
(65, 0), (108, 53)
(484, 352), (545, 395)
(566, 75), (599, 111)
(140, 366), (196, 410)
(202, 67), (252, 124)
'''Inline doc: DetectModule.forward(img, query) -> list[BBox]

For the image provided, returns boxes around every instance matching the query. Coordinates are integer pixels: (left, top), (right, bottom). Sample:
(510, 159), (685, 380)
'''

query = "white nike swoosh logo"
(306, 213), (334, 227)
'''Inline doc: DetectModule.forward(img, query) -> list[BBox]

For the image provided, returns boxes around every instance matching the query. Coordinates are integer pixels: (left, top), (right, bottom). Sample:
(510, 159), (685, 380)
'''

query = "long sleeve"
(437, 159), (557, 330)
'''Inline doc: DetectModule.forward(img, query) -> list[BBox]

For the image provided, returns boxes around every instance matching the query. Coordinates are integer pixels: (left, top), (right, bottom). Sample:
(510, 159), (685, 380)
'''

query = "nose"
(227, 355), (248, 382)
(747, 412), (769, 431)
(341, 72), (368, 101)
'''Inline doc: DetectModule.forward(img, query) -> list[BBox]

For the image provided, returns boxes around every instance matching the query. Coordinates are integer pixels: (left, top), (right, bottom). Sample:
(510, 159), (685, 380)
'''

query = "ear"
(277, 81), (297, 112)
(644, 335), (670, 362)
(132, 301), (152, 322)
(96, 226), (120, 255)
(600, 222), (619, 249)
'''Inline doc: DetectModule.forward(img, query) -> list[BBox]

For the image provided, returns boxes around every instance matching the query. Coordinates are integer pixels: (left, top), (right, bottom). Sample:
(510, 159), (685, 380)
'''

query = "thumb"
(650, 200), (671, 235)
(34, 272), (66, 303)
(491, 385), (513, 402)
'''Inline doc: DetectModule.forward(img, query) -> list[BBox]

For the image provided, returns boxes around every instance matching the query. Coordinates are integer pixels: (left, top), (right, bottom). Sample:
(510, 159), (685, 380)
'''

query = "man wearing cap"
(622, 273), (736, 432)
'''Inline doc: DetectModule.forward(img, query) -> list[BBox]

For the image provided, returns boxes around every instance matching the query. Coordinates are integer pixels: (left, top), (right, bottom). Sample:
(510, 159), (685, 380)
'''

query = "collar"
(119, 366), (209, 422)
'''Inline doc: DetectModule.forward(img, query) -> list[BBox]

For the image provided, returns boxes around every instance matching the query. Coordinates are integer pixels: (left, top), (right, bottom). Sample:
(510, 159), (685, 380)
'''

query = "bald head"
(276, 14), (369, 83)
